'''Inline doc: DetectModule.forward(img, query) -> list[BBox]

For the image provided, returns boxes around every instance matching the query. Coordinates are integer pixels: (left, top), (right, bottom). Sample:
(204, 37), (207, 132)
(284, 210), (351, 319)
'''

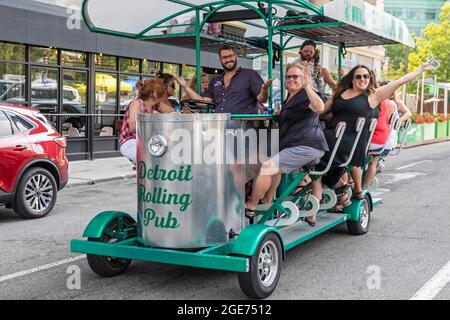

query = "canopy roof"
(82, 0), (415, 51)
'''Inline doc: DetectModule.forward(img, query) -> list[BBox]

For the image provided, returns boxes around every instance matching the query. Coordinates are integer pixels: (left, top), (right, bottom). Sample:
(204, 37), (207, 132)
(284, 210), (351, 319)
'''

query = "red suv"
(0, 104), (68, 218)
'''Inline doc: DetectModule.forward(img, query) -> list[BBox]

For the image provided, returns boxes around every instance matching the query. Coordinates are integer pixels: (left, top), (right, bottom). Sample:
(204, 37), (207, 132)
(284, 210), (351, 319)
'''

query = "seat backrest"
(68, 127), (80, 137)
(100, 126), (113, 136)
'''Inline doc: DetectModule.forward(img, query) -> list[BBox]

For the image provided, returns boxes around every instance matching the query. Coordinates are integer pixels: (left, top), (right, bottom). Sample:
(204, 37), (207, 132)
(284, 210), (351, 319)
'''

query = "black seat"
(303, 158), (320, 172)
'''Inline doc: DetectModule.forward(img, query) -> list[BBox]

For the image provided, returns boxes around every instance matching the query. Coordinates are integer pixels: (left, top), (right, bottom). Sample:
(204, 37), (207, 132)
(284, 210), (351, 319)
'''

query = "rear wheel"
(347, 196), (370, 235)
(87, 216), (135, 277)
(238, 232), (282, 299)
(14, 167), (57, 219)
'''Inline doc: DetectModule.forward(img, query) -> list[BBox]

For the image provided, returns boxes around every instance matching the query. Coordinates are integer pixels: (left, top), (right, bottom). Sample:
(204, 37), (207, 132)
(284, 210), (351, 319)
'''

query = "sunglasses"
(167, 83), (176, 89)
(354, 74), (370, 80)
(285, 75), (300, 80)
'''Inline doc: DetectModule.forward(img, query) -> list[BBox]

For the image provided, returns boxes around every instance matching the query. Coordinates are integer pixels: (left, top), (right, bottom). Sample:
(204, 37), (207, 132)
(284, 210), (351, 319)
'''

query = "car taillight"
(54, 137), (67, 148)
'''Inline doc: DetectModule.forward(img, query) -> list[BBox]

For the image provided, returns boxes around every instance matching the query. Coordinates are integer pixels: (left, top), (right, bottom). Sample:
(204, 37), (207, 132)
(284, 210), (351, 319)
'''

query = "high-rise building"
(384, 0), (447, 37)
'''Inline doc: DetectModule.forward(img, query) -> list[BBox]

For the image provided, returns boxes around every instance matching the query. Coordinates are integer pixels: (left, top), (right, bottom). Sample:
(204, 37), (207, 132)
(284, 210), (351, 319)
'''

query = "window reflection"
(30, 67), (59, 128)
(62, 70), (87, 137)
(120, 57), (140, 73)
(95, 72), (117, 136)
(0, 62), (26, 105)
(30, 46), (58, 65)
(95, 54), (117, 71)
(143, 60), (161, 77)
(61, 50), (87, 68)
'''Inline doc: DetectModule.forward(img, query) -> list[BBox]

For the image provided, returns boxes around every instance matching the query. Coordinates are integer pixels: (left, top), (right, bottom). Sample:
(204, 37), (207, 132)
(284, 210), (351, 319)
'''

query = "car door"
(0, 110), (34, 193)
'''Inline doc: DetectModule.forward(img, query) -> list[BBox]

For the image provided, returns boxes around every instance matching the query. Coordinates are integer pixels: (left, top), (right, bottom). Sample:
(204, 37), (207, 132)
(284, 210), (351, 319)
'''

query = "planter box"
(422, 123), (435, 140)
(404, 123), (423, 143)
(435, 121), (448, 139)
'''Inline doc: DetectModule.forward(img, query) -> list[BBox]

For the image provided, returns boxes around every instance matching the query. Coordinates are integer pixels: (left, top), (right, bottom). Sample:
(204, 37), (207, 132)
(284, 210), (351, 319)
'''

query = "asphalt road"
(1, 141), (450, 300)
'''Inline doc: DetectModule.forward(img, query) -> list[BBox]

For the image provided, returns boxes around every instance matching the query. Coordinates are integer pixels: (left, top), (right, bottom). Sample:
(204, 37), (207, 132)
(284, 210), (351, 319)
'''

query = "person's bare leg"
(307, 177), (323, 223)
(363, 157), (379, 189)
(261, 173), (282, 204)
(351, 166), (363, 193)
(246, 160), (281, 210)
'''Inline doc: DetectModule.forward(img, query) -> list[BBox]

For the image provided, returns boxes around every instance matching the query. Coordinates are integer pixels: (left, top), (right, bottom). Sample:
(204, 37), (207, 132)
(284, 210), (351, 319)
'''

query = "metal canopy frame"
(82, 0), (414, 105)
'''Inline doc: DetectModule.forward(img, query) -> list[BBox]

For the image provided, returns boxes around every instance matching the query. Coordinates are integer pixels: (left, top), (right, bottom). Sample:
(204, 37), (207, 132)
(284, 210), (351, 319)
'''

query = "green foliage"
(385, 2), (449, 93)
(408, 2), (450, 82)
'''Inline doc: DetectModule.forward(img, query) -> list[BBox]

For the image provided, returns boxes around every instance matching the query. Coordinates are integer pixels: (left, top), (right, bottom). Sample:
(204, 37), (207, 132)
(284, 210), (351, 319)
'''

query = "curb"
(402, 137), (450, 149)
(67, 174), (136, 188)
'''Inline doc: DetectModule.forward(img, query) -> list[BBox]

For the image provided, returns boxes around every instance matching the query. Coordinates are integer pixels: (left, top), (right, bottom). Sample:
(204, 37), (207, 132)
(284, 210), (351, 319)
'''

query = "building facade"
(0, 0), (248, 161)
(384, 0), (447, 37)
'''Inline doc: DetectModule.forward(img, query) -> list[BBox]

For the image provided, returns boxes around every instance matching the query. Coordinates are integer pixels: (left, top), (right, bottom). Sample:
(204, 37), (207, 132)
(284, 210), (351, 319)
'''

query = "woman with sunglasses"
(244, 62), (328, 226)
(155, 71), (177, 112)
(312, 62), (432, 211)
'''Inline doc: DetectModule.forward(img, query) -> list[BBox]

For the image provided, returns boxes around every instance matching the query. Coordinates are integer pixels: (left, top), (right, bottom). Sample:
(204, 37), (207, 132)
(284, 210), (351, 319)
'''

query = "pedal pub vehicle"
(71, 0), (415, 299)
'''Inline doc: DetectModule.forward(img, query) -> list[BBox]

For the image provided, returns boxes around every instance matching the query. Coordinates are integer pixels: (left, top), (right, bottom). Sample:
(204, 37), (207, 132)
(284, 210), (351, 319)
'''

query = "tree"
(408, 2), (450, 82)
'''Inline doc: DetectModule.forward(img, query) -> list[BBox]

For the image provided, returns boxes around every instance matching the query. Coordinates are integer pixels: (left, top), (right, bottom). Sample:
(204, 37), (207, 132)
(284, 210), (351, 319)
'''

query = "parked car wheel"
(14, 167), (57, 219)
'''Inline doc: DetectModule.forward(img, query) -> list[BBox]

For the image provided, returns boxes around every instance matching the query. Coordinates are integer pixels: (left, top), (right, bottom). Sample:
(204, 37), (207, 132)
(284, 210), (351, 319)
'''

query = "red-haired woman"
(119, 79), (165, 163)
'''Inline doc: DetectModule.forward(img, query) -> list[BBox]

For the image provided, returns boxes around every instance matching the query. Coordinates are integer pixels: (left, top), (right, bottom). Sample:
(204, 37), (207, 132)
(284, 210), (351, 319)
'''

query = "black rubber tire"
(347, 196), (371, 235)
(238, 232), (283, 299)
(87, 217), (134, 277)
(14, 167), (57, 219)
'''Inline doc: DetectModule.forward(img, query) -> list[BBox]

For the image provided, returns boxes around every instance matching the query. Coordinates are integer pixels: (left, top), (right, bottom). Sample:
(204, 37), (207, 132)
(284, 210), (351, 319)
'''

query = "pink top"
(119, 99), (158, 146)
(371, 99), (391, 145)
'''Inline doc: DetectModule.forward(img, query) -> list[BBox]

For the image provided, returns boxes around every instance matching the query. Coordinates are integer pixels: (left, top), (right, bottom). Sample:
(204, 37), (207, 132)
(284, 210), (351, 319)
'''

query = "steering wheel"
(180, 99), (215, 112)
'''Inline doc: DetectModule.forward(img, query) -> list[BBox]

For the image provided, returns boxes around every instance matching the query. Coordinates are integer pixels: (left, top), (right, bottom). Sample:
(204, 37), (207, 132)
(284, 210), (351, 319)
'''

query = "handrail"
(389, 119), (412, 156)
(339, 117), (366, 168)
(364, 118), (378, 156)
(310, 121), (346, 176)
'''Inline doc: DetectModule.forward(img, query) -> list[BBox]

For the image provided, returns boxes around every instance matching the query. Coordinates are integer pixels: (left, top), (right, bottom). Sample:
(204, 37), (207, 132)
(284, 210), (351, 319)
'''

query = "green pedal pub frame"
(71, 0), (414, 299)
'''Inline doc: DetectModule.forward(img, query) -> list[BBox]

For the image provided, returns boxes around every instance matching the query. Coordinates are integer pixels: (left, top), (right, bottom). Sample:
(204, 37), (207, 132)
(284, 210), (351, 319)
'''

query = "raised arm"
(321, 66), (338, 91)
(257, 79), (272, 104)
(300, 66), (324, 112)
(175, 76), (213, 102)
(370, 62), (432, 108)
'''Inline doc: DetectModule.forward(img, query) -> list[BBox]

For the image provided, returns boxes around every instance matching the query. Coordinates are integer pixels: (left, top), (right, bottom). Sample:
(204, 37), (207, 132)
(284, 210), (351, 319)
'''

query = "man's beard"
(300, 53), (313, 62)
(222, 60), (237, 72)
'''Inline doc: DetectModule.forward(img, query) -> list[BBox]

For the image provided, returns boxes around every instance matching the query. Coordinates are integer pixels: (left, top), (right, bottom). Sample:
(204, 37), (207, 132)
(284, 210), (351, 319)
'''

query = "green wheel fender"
(344, 191), (373, 221)
(231, 224), (285, 259)
(82, 211), (136, 239)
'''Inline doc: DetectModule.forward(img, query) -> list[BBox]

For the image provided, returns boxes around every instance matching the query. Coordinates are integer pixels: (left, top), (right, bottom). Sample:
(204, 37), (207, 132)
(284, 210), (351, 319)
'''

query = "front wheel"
(14, 167), (57, 219)
(237, 232), (283, 299)
(347, 196), (371, 235)
(87, 216), (135, 277)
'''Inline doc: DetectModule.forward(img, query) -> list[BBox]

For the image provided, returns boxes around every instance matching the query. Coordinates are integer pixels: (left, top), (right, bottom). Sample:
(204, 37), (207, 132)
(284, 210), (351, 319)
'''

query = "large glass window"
(30, 46), (58, 65)
(0, 42), (25, 62)
(0, 62), (26, 105)
(0, 111), (13, 137)
(120, 75), (139, 112)
(120, 57), (140, 73)
(62, 70), (87, 137)
(30, 67), (59, 127)
(95, 54), (117, 71)
(61, 50), (87, 68)
(143, 60), (161, 77)
(95, 72), (117, 136)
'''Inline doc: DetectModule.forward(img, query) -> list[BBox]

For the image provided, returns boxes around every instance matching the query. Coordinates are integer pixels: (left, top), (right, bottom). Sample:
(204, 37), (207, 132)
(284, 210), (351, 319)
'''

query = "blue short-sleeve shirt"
(204, 67), (264, 114)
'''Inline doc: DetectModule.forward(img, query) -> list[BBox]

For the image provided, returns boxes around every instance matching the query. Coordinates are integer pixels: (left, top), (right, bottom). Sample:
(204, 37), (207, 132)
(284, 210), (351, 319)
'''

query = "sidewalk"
(67, 157), (136, 187)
